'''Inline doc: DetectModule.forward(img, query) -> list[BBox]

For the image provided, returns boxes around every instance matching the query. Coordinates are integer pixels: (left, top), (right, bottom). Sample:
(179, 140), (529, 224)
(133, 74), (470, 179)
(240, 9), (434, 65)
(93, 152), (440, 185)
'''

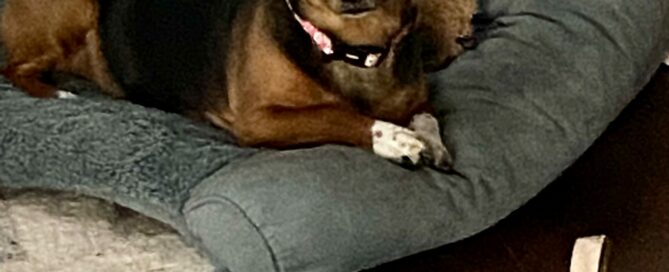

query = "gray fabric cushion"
(0, 0), (667, 271)
(184, 0), (669, 271)
(0, 83), (256, 233)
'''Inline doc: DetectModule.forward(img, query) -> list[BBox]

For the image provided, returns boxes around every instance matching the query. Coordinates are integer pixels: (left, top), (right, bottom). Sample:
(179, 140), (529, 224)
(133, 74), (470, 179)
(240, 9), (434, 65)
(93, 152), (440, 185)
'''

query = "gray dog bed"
(1, 0), (668, 271)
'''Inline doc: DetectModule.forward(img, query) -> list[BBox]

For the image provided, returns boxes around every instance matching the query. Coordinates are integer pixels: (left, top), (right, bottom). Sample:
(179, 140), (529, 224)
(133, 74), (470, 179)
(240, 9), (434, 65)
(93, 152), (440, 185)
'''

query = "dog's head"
(290, 0), (415, 50)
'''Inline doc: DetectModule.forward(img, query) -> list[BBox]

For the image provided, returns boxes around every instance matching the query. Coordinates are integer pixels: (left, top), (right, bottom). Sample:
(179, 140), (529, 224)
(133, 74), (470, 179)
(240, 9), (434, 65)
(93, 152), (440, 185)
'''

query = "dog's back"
(97, 0), (248, 115)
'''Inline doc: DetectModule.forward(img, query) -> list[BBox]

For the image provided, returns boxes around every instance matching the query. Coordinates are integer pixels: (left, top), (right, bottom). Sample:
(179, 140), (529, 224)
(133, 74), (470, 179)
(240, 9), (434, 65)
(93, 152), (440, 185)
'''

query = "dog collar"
(284, 0), (385, 68)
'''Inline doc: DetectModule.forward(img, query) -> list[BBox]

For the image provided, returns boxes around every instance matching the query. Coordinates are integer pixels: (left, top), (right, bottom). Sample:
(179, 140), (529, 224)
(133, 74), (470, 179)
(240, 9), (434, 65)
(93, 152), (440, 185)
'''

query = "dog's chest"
(325, 62), (427, 123)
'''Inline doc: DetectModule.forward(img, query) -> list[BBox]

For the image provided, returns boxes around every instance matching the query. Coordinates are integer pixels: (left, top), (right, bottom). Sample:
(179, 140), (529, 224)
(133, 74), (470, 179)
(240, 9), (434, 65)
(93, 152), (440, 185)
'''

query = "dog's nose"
(338, 0), (376, 14)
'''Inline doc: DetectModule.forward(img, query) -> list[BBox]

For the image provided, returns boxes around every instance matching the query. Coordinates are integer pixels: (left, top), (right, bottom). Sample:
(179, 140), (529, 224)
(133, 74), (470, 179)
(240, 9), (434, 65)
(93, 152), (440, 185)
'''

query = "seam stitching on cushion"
(186, 195), (281, 272)
(182, 150), (257, 210)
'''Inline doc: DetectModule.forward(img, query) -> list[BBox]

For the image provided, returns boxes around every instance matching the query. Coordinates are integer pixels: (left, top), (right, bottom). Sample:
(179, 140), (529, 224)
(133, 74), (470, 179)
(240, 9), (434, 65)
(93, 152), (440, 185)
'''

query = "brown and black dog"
(0, 0), (476, 169)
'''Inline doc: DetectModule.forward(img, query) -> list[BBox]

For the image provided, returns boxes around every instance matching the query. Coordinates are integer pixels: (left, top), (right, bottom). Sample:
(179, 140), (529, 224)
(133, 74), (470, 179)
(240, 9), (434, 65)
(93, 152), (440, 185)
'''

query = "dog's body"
(1, 0), (476, 168)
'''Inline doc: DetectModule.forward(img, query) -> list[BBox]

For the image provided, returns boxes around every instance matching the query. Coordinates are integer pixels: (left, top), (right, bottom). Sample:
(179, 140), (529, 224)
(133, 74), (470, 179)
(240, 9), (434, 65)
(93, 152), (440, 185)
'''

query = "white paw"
(56, 90), (77, 99)
(371, 120), (425, 164)
(409, 113), (453, 170)
(664, 54), (669, 66)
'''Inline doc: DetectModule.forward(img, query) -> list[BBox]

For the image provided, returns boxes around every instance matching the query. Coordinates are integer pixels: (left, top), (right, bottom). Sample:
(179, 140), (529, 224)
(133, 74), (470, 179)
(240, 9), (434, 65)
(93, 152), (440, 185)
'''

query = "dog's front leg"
(229, 105), (426, 164)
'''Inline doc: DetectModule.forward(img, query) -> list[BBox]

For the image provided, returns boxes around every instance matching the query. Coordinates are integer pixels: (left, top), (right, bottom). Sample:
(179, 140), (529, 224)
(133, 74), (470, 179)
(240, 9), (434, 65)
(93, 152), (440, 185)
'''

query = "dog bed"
(1, 0), (668, 271)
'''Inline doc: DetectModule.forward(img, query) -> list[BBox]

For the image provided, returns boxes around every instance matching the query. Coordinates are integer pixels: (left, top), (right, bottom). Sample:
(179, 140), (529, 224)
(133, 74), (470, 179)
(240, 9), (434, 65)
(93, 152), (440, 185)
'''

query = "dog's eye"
(339, 0), (376, 14)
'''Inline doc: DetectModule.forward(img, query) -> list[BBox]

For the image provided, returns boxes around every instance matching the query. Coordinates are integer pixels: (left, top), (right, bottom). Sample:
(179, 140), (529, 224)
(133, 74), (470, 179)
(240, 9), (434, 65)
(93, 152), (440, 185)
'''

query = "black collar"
(284, 0), (387, 68)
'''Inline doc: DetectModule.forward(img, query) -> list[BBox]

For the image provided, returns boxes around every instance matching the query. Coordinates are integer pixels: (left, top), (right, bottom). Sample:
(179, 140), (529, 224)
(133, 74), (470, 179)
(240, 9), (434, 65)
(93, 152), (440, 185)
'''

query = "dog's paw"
(56, 90), (77, 99)
(371, 120), (425, 165)
(409, 113), (453, 171)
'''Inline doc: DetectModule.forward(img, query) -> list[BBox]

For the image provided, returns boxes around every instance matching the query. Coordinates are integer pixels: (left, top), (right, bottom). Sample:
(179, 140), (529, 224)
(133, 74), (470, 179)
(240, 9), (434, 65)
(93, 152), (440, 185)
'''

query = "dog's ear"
(418, 31), (477, 73)
(414, 29), (458, 73)
(414, 0), (478, 72)
(418, 33), (449, 73)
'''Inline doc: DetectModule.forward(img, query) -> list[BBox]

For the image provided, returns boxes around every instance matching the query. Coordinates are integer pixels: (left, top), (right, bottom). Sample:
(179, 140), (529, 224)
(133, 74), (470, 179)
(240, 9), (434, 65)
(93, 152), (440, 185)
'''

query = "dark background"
(369, 65), (669, 272)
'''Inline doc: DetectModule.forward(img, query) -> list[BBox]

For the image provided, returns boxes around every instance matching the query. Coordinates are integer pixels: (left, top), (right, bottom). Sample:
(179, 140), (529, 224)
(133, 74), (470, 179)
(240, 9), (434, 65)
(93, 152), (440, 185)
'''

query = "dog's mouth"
(285, 0), (412, 68)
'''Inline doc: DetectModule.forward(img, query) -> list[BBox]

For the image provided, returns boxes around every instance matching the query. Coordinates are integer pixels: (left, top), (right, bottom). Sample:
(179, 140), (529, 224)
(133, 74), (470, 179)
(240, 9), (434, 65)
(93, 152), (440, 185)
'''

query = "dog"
(0, 0), (476, 169)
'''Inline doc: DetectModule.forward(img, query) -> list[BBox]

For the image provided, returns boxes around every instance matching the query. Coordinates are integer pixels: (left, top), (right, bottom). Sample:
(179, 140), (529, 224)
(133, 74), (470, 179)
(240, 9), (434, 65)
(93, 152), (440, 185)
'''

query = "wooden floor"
(368, 65), (669, 272)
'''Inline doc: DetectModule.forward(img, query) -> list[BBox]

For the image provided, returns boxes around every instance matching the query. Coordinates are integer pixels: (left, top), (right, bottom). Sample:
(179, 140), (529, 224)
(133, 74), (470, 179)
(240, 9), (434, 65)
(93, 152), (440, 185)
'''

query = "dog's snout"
(337, 0), (377, 14)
